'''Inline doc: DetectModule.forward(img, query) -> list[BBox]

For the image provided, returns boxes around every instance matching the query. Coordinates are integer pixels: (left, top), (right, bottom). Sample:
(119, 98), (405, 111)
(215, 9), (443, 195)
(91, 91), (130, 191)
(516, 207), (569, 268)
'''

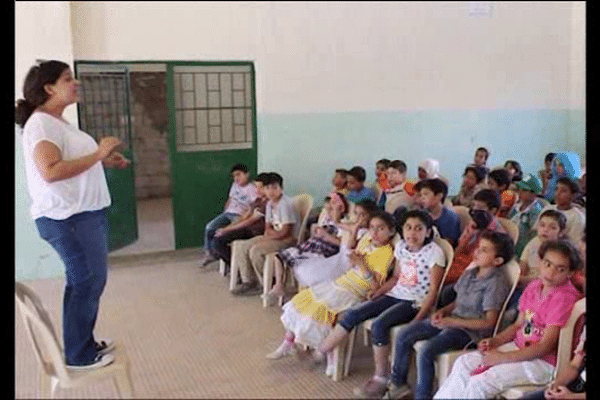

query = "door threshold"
(108, 247), (201, 268)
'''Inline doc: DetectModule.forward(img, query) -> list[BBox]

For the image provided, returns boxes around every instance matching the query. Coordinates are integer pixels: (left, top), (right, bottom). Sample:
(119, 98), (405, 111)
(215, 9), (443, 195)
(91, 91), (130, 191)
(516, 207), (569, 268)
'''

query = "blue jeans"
(391, 319), (472, 400)
(35, 209), (109, 365)
(203, 212), (239, 253)
(337, 295), (418, 346)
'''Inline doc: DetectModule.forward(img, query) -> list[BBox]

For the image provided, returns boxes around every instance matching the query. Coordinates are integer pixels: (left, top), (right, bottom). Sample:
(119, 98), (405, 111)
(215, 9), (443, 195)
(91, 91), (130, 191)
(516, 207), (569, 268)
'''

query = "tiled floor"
(109, 197), (176, 257)
(15, 255), (380, 399)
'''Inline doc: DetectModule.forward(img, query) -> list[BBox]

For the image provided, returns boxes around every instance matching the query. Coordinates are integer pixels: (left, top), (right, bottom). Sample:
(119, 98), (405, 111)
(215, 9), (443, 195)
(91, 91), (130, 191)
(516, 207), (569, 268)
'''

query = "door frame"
(74, 59), (259, 250)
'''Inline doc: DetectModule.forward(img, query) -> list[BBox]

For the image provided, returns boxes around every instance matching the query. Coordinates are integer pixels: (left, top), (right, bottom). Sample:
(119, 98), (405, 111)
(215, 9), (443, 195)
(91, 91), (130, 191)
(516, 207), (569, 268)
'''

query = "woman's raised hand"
(97, 136), (122, 159)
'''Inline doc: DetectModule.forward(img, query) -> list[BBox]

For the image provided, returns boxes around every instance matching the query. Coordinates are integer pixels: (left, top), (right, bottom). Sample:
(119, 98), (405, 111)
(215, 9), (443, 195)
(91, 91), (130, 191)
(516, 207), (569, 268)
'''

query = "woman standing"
(16, 60), (130, 369)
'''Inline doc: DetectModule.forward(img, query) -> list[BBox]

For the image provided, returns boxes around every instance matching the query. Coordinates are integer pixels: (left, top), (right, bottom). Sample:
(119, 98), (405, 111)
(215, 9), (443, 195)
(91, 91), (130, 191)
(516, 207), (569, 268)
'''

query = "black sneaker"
(67, 353), (114, 370)
(95, 339), (115, 355)
(231, 282), (262, 296)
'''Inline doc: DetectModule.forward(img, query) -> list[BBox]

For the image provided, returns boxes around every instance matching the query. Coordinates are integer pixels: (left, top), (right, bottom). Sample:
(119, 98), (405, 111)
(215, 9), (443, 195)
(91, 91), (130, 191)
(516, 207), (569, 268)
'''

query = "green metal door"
(166, 62), (258, 249)
(74, 63), (138, 252)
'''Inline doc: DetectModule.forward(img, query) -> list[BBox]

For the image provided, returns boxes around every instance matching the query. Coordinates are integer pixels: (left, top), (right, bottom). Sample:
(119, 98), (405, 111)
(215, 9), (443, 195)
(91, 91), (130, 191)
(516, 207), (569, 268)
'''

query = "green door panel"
(171, 150), (256, 249)
(74, 62), (139, 252)
(104, 147), (138, 252)
(166, 62), (258, 250)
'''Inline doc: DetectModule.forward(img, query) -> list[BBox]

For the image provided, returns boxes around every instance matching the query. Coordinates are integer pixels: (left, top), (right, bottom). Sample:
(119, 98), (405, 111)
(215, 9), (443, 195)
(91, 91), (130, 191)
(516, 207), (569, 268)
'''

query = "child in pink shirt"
(435, 239), (583, 399)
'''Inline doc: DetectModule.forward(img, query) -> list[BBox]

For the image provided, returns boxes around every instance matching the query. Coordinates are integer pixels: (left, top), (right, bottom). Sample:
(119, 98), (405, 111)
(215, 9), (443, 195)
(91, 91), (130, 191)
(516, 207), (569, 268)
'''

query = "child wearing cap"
(507, 173), (545, 259)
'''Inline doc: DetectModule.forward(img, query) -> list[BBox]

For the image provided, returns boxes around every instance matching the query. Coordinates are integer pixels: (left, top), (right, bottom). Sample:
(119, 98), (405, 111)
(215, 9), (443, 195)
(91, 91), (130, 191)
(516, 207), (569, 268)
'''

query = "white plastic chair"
(262, 193), (313, 307)
(500, 297), (586, 399)
(15, 282), (134, 399)
(413, 258), (521, 390)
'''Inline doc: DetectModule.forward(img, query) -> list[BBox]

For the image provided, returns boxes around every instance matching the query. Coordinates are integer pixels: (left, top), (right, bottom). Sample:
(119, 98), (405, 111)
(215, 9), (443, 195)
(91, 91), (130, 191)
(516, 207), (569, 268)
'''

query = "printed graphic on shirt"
(397, 259), (418, 286)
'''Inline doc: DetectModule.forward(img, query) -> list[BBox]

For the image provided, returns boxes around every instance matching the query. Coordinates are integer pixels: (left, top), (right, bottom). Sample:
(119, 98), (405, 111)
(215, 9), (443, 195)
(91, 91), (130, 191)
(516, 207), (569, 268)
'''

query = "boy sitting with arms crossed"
(386, 231), (513, 400)
(231, 173), (298, 296)
(415, 178), (462, 248)
(542, 177), (585, 244)
(200, 164), (258, 267)
(211, 172), (271, 273)
(434, 239), (583, 399)
(377, 160), (416, 217)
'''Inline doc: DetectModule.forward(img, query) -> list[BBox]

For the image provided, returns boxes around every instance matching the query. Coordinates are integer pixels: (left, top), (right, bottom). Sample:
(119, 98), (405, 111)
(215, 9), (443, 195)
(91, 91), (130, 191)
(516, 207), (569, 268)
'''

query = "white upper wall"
(70, 1), (585, 114)
(16, 1), (77, 121)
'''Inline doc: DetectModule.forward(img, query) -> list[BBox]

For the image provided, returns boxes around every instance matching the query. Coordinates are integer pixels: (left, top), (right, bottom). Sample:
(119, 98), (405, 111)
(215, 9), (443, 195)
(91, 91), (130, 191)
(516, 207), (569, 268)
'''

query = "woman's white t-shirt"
(22, 112), (111, 220)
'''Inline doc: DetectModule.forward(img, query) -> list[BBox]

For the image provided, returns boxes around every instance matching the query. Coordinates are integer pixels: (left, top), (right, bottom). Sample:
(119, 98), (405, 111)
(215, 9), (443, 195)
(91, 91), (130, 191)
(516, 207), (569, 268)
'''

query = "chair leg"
(229, 243), (240, 291)
(263, 254), (275, 308)
(344, 327), (357, 377)
(219, 260), (226, 276)
(363, 324), (370, 347)
(332, 339), (346, 382)
(40, 373), (53, 398)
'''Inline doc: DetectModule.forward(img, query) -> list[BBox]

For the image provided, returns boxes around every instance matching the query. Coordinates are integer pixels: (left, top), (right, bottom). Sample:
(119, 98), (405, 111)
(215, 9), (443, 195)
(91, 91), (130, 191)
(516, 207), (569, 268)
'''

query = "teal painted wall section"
(14, 109), (585, 281)
(257, 109), (586, 208)
(15, 129), (65, 281)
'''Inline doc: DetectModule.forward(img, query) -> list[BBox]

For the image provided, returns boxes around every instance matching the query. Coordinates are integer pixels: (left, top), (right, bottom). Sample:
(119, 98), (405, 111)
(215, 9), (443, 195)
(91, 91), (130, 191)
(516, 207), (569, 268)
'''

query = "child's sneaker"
(266, 342), (295, 359)
(385, 382), (412, 399)
(353, 376), (388, 398)
(67, 353), (114, 370)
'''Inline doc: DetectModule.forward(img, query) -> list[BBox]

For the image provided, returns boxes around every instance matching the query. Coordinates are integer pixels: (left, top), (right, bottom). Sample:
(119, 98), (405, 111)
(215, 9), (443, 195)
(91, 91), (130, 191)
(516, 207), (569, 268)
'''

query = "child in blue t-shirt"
(415, 178), (461, 248)
(346, 166), (377, 205)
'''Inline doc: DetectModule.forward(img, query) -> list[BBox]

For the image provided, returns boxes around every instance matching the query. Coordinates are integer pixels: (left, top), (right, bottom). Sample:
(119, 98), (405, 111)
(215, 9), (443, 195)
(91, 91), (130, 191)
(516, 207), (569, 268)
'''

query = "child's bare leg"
(373, 344), (391, 378)
(318, 324), (349, 353)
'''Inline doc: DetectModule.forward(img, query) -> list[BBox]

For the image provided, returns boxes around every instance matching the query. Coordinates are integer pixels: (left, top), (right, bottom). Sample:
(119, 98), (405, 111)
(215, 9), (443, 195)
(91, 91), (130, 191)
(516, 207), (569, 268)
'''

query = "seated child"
(572, 232), (585, 294)
(451, 165), (487, 208)
(522, 323), (586, 400)
(539, 152), (556, 198)
(488, 168), (517, 218)
(332, 168), (349, 197)
(317, 210), (446, 397)
(415, 178), (462, 248)
(519, 210), (567, 287)
(211, 172), (270, 268)
(573, 167), (586, 208)
(378, 160), (416, 215)
(504, 160), (523, 184)
(545, 152), (582, 203)
(267, 192), (349, 298)
(438, 189), (506, 307)
(266, 211), (396, 376)
(230, 173), (298, 296)
(434, 239), (583, 399)
(542, 177), (585, 243)
(418, 158), (441, 181)
(200, 164), (258, 266)
(347, 166), (378, 205)
(386, 231), (513, 400)
(507, 173), (545, 259)
(470, 146), (491, 175)
(372, 159), (391, 200)
(294, 199), (377, 288)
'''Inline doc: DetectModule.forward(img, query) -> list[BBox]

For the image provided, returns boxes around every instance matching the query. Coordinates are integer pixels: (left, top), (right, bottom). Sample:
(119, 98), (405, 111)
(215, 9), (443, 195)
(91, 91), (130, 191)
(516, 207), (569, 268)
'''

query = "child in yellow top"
(266, 211), (397, 374)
